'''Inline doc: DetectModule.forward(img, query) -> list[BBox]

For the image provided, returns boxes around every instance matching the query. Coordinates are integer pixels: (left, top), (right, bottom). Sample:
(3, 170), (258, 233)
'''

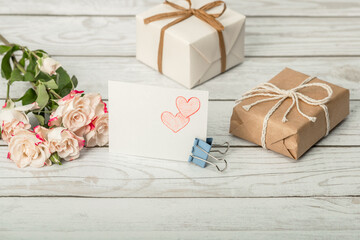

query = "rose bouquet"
(0, 35), (108, 168)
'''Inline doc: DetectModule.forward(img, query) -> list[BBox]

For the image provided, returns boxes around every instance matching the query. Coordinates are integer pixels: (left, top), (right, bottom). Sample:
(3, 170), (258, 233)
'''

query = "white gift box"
(136, 0), (246, 88)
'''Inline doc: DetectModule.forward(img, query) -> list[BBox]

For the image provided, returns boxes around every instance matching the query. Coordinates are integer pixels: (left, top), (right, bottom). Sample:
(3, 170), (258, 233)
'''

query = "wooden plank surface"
(1, 0), (360, 17)
(0, 100), (358, 147)
(1, 146), (359, 197)
(1, 57), (359, 100)
(1, 197), (359, 235)
(1, 0), (360, 237)
(2, 231), (360, 240)
(1, 16), (360, 57)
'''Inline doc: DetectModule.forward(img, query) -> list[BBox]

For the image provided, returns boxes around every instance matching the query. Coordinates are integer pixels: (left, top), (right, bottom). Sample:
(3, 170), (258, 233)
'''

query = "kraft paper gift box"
(136, 0), (246, 88)
(229, 68), (350, 160)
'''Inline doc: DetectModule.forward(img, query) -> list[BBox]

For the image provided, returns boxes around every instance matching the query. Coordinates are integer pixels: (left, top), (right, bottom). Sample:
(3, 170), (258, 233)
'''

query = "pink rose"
(85, 113), (109, 147)
(35, 126), (85, 161)
(8, 129), (51, 168)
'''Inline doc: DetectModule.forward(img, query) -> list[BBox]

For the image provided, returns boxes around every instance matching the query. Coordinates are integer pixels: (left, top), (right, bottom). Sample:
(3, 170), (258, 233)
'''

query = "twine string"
(235, 76), (333, 149)
(144, 0), (227, 73)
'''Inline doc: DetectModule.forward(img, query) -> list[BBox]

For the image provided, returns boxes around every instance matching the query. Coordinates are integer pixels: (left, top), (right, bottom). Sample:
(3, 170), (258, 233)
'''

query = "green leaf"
(35, 72), (52, 82)
(71, 75), (78, 88)
(9, 68), (24, 84)
(35, 53), (44, 58)
(59, 84), (72, 96)
(24, 72), (35, 82)
(20, 88), (37, 105)
(49, 100), (59, 111)
(34, 114), (45, 126)
(35, 49), (48, 54)
(56, 67), (72, 96)
(19, 52), (26, 67)
(1, 48), (13, 79)
(56, 67), (70, 88)
(35, 83), (49, 110)
(43, 79), (58, 89)
(34, 50), (48, 59)
(0, 45), (12, 54)
(26, 56), (36, 73)
(37, 57), (43, 67)
(34, 64), (40, 77)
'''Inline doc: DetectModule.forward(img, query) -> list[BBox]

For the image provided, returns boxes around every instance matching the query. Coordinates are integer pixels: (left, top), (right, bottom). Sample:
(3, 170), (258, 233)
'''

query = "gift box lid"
(136, 0), (246, 65)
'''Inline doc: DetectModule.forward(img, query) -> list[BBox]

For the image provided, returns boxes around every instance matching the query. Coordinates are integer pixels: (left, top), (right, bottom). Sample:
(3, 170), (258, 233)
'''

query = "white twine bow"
(235, 76), (333, 149)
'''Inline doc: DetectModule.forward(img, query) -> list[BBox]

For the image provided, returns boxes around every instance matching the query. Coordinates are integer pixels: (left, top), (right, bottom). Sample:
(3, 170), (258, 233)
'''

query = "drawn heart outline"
(161, 111), (190, 133)
(176, 96), (201, 118)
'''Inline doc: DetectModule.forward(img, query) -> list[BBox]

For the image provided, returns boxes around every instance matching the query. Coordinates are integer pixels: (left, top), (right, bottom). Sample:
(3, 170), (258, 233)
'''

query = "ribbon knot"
(144, 0), (227, 74)
(283, 89), (294, 97)
(235, 76), (333, 149)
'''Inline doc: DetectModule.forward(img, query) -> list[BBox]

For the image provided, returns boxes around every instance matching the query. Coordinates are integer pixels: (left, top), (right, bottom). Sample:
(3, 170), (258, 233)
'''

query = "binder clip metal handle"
(192, 146), (228, 172)
(211, 142), (230, 155)
(188, 138), (229, 172)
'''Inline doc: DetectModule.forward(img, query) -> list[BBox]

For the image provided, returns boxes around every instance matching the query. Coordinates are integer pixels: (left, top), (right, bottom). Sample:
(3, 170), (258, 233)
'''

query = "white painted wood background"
(1, 0), (360, 239)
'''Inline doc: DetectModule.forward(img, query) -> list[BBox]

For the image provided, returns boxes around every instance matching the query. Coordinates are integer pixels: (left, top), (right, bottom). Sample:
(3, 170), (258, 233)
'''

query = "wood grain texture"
(2, 231), (360, 240)
(1, 0), (360, 17)
(0, 100), (358, 147)
(1, 0), (360, 237)
(1, 57), (359, 100)
(1, 147), (359, 197)
(1, 16), (360, 57)
(0, 197), (359, 235)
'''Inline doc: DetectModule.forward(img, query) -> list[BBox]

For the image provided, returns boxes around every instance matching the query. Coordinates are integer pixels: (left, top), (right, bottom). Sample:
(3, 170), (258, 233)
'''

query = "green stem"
(30, 50), (40, 60)
(5, 49), (25, 101)
(49, 89), (62, 99)
(9, 51), (26, 74)
(0, 34), (11, 46)
(6, 82), (10, 101)
(29, 109), (53, 114)
(14, 61), (26, 74)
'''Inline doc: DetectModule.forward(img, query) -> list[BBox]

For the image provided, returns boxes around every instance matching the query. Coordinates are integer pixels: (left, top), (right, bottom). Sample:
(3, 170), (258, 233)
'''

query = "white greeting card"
(108, 81), (209, 161)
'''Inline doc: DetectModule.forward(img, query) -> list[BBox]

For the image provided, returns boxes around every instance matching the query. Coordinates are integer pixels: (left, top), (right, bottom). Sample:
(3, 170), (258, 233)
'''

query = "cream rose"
(0, 101), (38, 124)
(47, 90), (84, 127)
(0, 101), (38, 142)
(1, 119), (31, 143)
(35, 126), (84, 161)
(8, 129), (51, 168)
(49, 91), (107, 137)
(38, 57), (61, 76)
(85, 113), (109, 147)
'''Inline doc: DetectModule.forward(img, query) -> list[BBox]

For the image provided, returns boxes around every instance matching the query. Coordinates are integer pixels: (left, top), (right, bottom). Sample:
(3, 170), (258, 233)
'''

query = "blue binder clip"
(188, 138), (229, 172)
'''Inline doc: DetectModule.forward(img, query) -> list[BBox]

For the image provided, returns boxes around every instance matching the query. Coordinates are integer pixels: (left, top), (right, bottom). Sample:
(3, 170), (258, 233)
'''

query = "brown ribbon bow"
(144, 0), (227, 74)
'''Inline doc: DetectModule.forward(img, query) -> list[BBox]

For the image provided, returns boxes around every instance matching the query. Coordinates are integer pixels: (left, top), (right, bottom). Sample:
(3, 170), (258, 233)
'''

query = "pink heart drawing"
(161, 112), (190, 133)
(176, 96), (201, 118)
